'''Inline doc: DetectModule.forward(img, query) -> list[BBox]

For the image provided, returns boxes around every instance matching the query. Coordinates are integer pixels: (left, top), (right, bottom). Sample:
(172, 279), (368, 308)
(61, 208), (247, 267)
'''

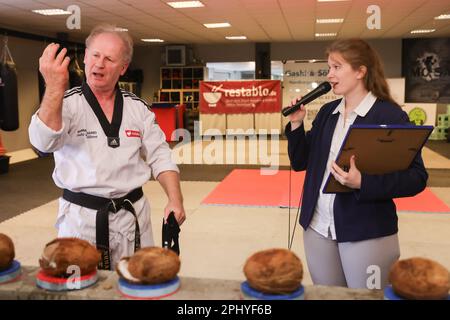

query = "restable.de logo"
(203, 84), (223, 107)
(125, 130), (141, 138)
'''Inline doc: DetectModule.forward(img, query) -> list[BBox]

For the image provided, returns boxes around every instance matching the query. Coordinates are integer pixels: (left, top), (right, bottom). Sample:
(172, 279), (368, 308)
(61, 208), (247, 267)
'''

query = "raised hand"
(39, 43), (70, 92)
(37, 43), (71, 131)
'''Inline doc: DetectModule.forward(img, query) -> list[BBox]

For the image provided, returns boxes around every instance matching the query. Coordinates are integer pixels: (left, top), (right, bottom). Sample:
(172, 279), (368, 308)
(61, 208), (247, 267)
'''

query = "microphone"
(282, 82), (332, 117)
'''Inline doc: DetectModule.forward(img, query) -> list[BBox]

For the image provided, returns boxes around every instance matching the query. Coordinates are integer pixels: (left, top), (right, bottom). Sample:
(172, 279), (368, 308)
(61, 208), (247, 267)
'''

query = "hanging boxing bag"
(38, 70), (45, 103)
(69, 48), (84, 88)
(0, 37), (19, 131)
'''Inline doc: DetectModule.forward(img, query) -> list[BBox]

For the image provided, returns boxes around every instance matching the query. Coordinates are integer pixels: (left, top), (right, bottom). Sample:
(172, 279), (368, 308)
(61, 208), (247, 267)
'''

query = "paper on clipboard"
(323, 124), (433, 193)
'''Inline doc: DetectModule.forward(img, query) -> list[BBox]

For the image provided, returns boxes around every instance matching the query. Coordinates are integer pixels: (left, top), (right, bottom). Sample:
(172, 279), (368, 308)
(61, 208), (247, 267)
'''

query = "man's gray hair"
(85, 24), (134, 63)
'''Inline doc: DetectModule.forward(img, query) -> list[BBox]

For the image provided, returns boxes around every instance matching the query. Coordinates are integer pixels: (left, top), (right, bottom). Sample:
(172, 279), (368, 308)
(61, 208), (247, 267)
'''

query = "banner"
(200, 80), (281, 114)
(282, 61), (339, 130)
(402, 38), (450, 103)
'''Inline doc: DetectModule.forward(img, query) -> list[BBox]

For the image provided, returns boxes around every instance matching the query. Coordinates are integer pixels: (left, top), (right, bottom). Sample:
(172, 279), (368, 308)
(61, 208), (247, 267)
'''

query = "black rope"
(289, 185), (304, 250)
(288, 166), (291, 248)
(287, 166), (304, 250)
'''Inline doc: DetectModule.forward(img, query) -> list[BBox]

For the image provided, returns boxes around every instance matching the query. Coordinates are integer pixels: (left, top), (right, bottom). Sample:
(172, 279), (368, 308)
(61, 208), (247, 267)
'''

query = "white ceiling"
(0, 0), (449, 45)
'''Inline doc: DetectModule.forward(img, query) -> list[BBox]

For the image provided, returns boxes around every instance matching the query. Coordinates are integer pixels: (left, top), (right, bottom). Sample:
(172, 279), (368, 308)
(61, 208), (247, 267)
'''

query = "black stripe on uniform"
(64, 90), (83, 99)
(64, 87), (82, 98)
(122, 92), (150, 108)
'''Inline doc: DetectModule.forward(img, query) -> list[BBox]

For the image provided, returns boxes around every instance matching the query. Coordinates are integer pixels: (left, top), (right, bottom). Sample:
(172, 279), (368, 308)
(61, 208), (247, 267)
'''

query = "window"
(206, 61), (284, 80)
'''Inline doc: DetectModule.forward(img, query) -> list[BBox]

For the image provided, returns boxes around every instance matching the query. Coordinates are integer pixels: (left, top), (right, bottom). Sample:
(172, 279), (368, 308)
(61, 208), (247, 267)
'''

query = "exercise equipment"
(36, 269), (98, 291)
(240, 281), (305, 300)
(384, 285), (450, 300)
(0, 37), (19, 131)
(117, 276), (180, 300)
(69, 46), (84, 88)
(0, 260), (22, 284)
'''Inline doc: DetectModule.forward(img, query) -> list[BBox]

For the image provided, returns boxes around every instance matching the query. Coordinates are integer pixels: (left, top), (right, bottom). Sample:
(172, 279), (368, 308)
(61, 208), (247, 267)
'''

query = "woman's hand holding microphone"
(288, 98), (306, 131)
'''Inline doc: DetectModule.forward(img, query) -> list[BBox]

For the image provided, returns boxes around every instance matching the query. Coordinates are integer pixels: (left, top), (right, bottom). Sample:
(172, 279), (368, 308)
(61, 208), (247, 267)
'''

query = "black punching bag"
(38, 70), (45, 102)
(0, 38), (19, 131)
(69, 49), (84, 88)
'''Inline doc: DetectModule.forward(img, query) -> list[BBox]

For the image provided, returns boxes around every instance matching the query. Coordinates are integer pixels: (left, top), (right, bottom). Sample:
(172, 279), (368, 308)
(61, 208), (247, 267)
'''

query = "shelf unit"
(159, 66), (205, 110)
(118, 81), (138, 95)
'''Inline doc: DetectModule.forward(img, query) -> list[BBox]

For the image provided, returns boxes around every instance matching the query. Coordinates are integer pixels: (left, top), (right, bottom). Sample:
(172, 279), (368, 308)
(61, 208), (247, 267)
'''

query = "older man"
(29, 24), (185, 270)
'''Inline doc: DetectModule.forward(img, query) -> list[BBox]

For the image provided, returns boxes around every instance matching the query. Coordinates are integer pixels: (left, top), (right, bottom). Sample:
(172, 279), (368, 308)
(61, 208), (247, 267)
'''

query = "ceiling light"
(167, 1), (204, 8)
(410, 29), (435, 34)
(203, 23), (231, 28)
(316, 18), (344, 24)
(434, 14), (450, 20)
(225, 36), (247, 40)
(115, 27), (128, 32)
(141, 39), (165, 42)
(315, 33), (337, 37)
(32, 9), (71, 16)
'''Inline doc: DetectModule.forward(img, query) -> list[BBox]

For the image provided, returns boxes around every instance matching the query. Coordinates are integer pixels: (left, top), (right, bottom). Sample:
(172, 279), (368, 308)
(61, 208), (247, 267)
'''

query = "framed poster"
(323, 124), (433, 193)
(402, 38), (450, 103)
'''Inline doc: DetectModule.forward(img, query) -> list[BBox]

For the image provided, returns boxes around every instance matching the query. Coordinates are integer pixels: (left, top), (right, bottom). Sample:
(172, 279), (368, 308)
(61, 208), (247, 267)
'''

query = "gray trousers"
(303, 227), (400, 289)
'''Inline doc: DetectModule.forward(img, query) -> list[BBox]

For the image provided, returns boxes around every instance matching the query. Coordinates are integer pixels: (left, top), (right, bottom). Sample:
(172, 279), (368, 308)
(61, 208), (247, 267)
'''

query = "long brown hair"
(326, 39), (399, 106)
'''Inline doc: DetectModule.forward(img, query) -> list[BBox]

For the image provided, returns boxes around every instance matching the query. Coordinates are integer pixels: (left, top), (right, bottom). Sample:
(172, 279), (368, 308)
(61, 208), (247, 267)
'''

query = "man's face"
(84, 33), (129, 92)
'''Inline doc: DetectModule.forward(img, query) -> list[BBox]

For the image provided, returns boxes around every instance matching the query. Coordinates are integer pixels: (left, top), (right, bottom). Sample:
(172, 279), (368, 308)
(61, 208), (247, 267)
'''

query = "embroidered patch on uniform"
(125, 130), (141, 138)
(86, 130), (98, 139)
(108, 137), (120, 148)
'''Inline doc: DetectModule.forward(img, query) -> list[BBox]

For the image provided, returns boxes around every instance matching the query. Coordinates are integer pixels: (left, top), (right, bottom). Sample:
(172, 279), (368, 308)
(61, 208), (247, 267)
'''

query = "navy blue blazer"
(285, 98), (428, 242)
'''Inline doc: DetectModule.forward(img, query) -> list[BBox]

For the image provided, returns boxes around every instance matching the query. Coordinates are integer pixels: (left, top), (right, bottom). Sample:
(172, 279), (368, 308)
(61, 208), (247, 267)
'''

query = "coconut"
(116, 247), (180, 284)
(0, 233), (15, 271)
(243, 248), (303, 295)
(39, 237), (101, 277)
(389, 257), (450, 300)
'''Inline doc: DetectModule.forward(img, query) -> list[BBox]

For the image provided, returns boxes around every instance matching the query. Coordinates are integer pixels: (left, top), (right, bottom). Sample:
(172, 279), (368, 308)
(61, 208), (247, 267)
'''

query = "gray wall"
(1, 37), (403, 152)
(271, 39), (402, 78)
(131, 45), (164, 104)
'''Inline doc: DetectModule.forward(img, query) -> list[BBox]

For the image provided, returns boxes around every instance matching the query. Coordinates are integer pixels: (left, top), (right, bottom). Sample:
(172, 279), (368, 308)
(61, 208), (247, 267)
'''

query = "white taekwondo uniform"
(29, 83), (179, 268)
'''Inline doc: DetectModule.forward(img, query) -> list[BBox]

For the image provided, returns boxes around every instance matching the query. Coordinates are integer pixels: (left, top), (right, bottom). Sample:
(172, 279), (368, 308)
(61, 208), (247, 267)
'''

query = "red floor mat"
(202, 169), (450, 212)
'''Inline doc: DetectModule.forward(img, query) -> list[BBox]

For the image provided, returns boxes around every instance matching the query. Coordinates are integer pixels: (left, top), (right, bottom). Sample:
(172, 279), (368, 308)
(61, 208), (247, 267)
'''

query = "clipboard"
(323, 124), (433, 193)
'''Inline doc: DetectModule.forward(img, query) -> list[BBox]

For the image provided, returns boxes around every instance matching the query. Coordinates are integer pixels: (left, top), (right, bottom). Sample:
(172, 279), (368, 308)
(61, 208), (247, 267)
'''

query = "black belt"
(62, 187), (143, 270)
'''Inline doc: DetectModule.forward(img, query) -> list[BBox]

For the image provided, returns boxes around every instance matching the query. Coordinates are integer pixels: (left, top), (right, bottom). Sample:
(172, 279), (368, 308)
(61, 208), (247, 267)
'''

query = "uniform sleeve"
(28, 99), (71, 153)
(355, 110), (428, 201)
(141, 108), (179, 179)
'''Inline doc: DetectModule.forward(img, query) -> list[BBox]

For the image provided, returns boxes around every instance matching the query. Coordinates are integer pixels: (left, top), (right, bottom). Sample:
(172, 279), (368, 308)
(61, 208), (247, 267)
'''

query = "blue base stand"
(241, 281), (304, 300)
(36, 269), (98, 291)
(384, 285), (450, 300)
(118, 276), (180, 300)
(0, 260), (22, 284)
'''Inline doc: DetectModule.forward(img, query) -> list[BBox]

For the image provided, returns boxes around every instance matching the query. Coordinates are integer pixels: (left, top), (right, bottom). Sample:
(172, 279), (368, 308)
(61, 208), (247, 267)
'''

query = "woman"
(286, 39), (428, 289)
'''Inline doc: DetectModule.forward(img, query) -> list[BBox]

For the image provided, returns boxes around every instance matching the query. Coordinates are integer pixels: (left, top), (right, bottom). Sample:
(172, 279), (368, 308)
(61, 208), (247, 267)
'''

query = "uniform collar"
(82, 81), (123, 148)
(332, 91), (377, 117)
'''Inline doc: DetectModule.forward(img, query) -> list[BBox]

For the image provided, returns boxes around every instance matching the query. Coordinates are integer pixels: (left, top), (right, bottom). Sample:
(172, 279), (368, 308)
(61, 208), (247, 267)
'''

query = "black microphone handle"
(281, 93), (320, 116)
(281, 82), (332, 117)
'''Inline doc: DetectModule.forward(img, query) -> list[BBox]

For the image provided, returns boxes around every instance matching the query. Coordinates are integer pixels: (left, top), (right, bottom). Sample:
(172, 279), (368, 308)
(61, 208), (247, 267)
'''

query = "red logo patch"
(125, 130), (141, 138)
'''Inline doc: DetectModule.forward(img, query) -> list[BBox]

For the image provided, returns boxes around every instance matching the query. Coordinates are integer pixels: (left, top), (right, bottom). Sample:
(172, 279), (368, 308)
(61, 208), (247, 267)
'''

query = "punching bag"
(0, 37), (19, 131)
(38, 70), (45, 102)
(69, 48), (84, 88)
